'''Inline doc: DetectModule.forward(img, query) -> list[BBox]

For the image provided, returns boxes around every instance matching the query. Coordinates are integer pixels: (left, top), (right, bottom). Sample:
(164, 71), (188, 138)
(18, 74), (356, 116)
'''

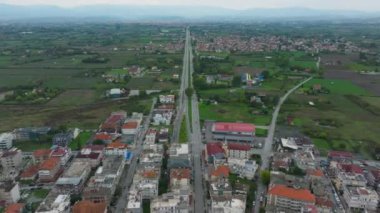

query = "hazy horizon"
(1, 0), (380, 12)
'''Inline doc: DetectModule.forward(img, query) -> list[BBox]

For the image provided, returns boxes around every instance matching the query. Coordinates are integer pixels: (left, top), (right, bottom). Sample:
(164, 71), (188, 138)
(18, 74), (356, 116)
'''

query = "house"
(50, 147), (72, 166)
(99, 111), (127, 133)
(52, 133), (73, 147)
(35, 192), (70, 213)
(13, 127), (51, 141)
(38, 157), (62, 183)
(227, 142), (252, 159)
(267, 184), (316, 212)
(0, 133), (13, 150)
(72, 200), (107, 213)
(211, 122), (255, 143)
(82, 156), (125, 204)
(205, 142), (225, 163)
(1, 148), (22, 178)
(105, 139), (127, 156)
(144, 128), (157, 145)
(170, 168), (191, 190)
(4, 203), (24, 213)
(55, 161), (91, 194)
(343, 186), (379, 211)
(20, 164), (39, 181)
(0, 181), (20, 205)
(94, 133), (113, 144)
(33, 149), (52, 164)
(159, 95), (175, 104)
(210, 165), (230, 182)
(122, 121), (139, 135)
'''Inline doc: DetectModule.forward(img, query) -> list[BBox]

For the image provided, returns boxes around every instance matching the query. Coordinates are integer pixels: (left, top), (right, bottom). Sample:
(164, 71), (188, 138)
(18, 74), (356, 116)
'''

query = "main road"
(253, 76), (312, 213)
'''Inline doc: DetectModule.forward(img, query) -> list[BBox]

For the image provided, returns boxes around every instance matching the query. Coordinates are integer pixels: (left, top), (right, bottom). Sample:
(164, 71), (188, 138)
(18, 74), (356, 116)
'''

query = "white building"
(36, 193), (70, 213)
(0, 181), (20, 205)
(152, 112), (173, 126)
(226, 143), (252, 159)
(144, 129), (157, 145)
(211, 194), (246, 213)
(343, 186), (379, 211)
(0, 148), (22, 178)
(151, 192), (190, 213)
(227, 158), (258, 179)
(0, 133), (13, 150)
(159, 95), (175, 104)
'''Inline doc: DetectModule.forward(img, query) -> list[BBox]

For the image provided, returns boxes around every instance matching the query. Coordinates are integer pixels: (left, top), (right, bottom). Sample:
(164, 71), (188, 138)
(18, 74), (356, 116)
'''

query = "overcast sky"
(1, 0), (380, 11)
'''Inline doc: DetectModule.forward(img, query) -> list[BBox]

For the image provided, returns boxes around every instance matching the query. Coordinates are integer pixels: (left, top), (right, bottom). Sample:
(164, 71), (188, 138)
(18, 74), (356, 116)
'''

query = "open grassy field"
(14, 140), (52, 152)
(179, 116), (188, 143)
(47, 90), (96, 106)
(69, 131), (93, 150)
(303, 78), (373, 96)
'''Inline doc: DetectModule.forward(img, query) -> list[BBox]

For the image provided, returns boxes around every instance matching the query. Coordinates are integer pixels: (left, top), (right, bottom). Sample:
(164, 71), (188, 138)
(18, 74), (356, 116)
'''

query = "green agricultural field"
(199, 102), (271, 125)
(47, 90), (97, 106)
(107, 68), (129, 76)
(304, 79), (372, 95)
(255, 128), (268, 137)
(347, 63), (379, 72)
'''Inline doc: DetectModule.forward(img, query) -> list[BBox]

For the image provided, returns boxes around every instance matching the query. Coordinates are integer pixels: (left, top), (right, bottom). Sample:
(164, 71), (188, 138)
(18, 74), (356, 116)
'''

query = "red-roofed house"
(99, 111), (126, 133)
(76, 148), (102, 168)
(38, 157), (62, 182)
(328, 151), (353, 161)
(121, 121), (139, 135)
(32, 149), (52, 164)
(72, 200), (107, 213)
(267, 184), (316, 212)
(211, 165), (230, 181)
(20, 164), (39, 181)
(335, 163), (367, 190)
(315, 197), (333, 213)
(94, 133), (113, 143)
(170, 168), (191, 189)
(227, 142), (252, 159)
(205, 142), (225, 163)
(50, 147), (72, 166)
(211, 122), (255, 143)
(105, 139), (127, 156)
(5, 203), (24, 213)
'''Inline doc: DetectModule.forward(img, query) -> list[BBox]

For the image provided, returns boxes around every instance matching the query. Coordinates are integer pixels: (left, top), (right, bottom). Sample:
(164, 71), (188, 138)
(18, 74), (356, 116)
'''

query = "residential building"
(4, 203), (24, 213)
(133, 167), (160, 199)
(170, 168), (191, 190)
(0, 148), (22, 178)
(126, 188), (142, 213)
(33, 149), (52, 164)
(82, 156), (125, 204)
(366, 168), (380, 187)
(0, 133), (13, 150)
(211, 122), (255, 143)
(343, 186), (379, 211)
(122, 121), (139, 135)
(55, 161), (91, 194)
(94, 133), (113, 144)
(226, 142), (251, 159)
(105, 139), (127, 156)
(20, 164), (39, 181)
(50, 147), (72, 166)
(152, 110), (173, 126)
(0, 181), (20, 205)
(144, 128), (157, 145)
(72, 200), (107, 213)
(327, 151), (353, 162)
(13, 127), (51, 141)
(150, 192), (190, 213)
(168, 144), (190, 169)
(159, 95), (175, 104)
(335, 163), (367, 190)
(158, 128), (169, 143)
(267, 184), (316, 212)
(293, 150), (316, 170)
(210, 165), (230, 182)
(227, 158), (258, 179)
(210, 194), (246, 213)
(99, 111), (126, 133)
(315, 197), (334, 213)
(75, 148), (102, 168)
(205, 142), (226, 163)
(36, 192), (70, 213)
(52, 133), (73, 147)
(38, 157), (62, 183)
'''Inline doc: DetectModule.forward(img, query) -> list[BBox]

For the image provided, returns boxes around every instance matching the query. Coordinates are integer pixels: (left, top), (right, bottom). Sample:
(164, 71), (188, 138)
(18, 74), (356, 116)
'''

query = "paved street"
(253, 77), (312, 213)
(114, 98), (157, 212)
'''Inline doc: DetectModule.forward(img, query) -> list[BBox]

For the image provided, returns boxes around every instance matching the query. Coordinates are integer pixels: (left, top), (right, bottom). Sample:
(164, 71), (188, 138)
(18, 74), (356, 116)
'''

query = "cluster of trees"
(4, 87), (61, 104)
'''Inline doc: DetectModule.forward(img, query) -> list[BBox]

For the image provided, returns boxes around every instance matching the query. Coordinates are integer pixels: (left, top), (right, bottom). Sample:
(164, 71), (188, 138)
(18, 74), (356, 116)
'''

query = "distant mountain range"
(0, 4), (379, 21)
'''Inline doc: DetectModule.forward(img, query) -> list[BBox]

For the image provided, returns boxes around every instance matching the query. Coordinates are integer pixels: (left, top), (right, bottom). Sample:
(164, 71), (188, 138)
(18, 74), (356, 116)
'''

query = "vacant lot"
(47, 90), (96, 106)
(304, 78), (372, 96)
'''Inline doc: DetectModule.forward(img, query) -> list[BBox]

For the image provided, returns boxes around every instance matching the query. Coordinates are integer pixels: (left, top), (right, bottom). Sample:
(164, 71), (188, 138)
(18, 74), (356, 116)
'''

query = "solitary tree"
(261, 170), (271, 186)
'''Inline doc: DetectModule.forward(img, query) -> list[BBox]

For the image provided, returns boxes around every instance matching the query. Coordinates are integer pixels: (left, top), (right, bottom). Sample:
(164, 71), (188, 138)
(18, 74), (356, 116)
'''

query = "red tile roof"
(85, 145), (105, 152)
(51, 147), (67, 156)
(107, 140), (127, 149)
(328, 151), (353, 159)
(122, 121), (138, 129)
(39, 157), (60, 171)
(213, 122), (255, 133)
(5, 203), (24, 213)
(95, 133), (112, 141)
(228, 143), (251, 151)
(20, 164), (39, 178)
(33, 149), (52, 158)
(370, 169), (380, 180)
(315, 197), (333, 208)
(339, 164), (363, 174)
(212, 165), (230, 178)
(72, 200), (106, 213)
(206, 142), (224, 156)
(170, 168), (191, 180)
(268, 184), (316, 203)
(308, 169), (324, 177)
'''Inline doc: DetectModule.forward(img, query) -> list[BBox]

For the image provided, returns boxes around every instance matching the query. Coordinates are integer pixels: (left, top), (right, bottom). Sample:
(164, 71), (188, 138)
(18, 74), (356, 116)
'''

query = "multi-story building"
(33, 149), (52, 164)
(72, 200), (107, 213)
(159, 95), (175, 104)
(99, 111), (126, 133)
(50, 147), (72, 166)
(13, 127), (51, 141)
(126, 188), (142, 213)
(144, 128), (157, 145)
(36, 192), (70, 213)
(133, 167), (160, 199)
(150, 192), (190, 213)
(0, 181), (20, 205)
(168, 144), (190, 169)
(105, 139), (127, 156)
(335, 163), (367, 190)
(75, 148), (102, 168)
(226, 143), (251, 159)
(169, 168), (191, 190)
(227, 158), (258, 180)
(0, 133), (13, 150)
(365, 168), (380, 188)
(343, 186), (379, 211)
(210, 194), (246, 213)
(0, 148), (22, 178)
(267, 184), (316, 212)
(122, 121), (139, 135)
(52, 133), (73, 147)
(55, 161), (91, 194)
(82, 156), (125, 204)
(211, 122), (255, 143)
(38, 157), (62, 183)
